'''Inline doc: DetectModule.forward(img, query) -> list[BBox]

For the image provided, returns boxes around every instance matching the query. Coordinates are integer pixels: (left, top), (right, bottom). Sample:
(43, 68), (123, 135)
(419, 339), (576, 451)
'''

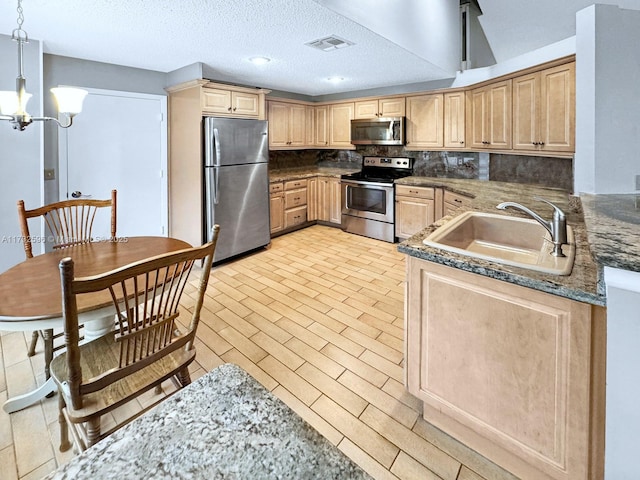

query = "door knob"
(71, 191), (82, 198)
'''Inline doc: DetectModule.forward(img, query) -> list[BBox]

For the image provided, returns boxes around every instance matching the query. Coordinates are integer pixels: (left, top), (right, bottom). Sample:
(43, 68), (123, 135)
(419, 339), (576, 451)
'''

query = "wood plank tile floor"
(0, 225), (520, 480)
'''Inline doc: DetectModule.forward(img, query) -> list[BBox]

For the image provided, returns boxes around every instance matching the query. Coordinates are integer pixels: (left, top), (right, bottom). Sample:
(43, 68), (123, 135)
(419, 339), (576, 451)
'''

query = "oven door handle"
(341, 179), (394, 188)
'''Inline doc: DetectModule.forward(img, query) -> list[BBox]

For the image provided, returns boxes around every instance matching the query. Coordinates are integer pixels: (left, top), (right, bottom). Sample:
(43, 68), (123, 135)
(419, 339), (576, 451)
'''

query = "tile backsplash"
(269, 148), (574, 192)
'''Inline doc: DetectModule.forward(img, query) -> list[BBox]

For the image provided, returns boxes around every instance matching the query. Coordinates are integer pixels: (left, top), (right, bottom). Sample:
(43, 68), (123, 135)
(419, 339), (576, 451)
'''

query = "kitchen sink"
(422, 211), (575, 275)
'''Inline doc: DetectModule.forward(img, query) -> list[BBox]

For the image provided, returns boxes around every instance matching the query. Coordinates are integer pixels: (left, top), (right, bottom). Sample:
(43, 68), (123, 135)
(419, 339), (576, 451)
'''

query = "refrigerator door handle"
(213, 128), (221, 166)
(213, 167), (219, 205)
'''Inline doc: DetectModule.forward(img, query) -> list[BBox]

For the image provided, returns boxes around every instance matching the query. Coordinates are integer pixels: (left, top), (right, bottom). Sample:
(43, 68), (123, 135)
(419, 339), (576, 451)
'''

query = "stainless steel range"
(341, 156), (414, 242)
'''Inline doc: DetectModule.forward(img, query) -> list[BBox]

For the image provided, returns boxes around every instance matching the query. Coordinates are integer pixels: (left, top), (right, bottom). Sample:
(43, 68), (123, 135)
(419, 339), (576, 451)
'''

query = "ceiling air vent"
(305, 35), (354, 52)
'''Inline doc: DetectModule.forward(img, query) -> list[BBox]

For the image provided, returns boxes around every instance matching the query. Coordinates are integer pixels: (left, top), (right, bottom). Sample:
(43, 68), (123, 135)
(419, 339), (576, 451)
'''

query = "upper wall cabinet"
(513, 62), (575, 153)
(329, 102), (355, 148)
(406, 94), (443, 149)
(468, 80), (512, 150)
(268, 101), (306, 148)
(443, 91), (466, 149)
(354, 97), (405, 119)
(202, 87), (262, 117)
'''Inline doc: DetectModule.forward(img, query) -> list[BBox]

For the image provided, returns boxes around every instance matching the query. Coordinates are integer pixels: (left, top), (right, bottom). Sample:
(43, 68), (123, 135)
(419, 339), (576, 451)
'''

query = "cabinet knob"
(227, 107), (232, 111)
(460, 141), (464, 144)
(233, 107), (237, 111)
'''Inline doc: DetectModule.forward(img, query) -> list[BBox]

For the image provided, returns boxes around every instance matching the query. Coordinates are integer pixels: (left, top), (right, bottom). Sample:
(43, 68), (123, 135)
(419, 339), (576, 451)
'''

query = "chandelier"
(0, 0), (87, 131)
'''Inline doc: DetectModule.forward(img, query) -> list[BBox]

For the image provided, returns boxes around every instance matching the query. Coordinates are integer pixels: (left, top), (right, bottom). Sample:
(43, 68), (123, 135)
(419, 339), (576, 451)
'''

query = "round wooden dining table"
(0, 236), (191, 413)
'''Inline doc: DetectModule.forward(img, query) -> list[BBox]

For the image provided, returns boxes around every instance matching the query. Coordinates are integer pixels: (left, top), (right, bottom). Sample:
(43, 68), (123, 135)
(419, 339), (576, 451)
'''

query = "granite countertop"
(580, 193), (640, 273)
(395, 177), (605, 306)
(45, 363), (371, 480)
(269, 166), (359, 182)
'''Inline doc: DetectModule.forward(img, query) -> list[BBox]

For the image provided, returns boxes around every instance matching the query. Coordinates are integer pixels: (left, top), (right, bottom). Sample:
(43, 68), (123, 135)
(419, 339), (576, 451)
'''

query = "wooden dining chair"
(16, 190), (117, 377)
(50, 225), (219, 452)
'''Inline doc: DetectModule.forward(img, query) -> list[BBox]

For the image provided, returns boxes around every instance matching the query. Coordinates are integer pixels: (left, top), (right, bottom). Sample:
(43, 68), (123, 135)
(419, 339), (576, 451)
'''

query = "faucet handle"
(533, 197), (565, 219)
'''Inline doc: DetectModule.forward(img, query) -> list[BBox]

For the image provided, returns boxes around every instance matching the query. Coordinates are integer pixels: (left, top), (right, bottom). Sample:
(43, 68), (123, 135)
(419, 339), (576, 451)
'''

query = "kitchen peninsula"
(397, 177), (607, 480)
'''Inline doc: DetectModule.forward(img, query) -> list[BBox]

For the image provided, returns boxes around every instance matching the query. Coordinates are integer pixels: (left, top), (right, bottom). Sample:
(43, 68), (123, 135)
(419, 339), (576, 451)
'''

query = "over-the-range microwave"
(350, 117), (405, 146)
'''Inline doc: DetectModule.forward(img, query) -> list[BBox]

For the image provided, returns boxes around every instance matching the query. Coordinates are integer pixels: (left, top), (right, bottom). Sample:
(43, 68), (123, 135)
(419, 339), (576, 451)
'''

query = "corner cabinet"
(513, 62), (575, 153)
(468, 80), (512, 150)
(405, 257), (605, 480)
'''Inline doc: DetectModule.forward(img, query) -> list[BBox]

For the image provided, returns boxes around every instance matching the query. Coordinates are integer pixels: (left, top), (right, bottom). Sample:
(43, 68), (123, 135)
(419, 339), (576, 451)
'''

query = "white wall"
(0, 34), (43, 272)
(603, 267), (640, 479)
(575, 4), (640, 194)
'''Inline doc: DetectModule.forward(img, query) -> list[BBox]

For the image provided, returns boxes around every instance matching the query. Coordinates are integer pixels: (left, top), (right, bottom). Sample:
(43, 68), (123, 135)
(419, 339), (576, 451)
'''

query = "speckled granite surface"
(44, 363), (371, 480)
(395, 177), (605, 306)
(269, 166), (358, 182)
(580, 193), (640, 273)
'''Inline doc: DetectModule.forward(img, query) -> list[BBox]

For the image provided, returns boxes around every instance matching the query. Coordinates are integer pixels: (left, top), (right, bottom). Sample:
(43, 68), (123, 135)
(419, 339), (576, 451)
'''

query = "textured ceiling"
(0, 0), (634, 96)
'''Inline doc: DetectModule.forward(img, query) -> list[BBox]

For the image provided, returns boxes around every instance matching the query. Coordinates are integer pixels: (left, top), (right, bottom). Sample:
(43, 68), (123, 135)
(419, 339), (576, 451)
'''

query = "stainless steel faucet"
(496, 197), (568, 257)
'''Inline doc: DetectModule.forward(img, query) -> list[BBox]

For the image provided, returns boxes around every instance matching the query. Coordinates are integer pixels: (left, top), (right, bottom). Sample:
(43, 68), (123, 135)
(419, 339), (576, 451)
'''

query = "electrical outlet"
(457, 157), (463, 166)
(44, 169), (55, 180)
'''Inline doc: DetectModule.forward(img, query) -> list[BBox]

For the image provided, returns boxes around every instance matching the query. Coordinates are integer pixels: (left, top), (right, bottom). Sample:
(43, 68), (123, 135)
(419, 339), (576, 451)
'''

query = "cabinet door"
(395, 196), (435, 239)
(513, 73), (539, 151)
(486, 80), (512, 149)
(406, 94), (443, 149)
(328, 177), (342, 224)
(443, 91), (466, 149)
(269, 193), (284, 233)
(379, 97), (405, 117)
(307, 177), (318, 222)
(305, 106), (315, 146)
(268, 102), (291, 148)
(540, 62), (575, 152)
(202, 88), (232, 114)
(329, 103), (354, 147)
(354, 100), (379, 119)
(289, 104), (307, 147)
(315, 106), (329, 147)
(468, 88), (487, 149)
(231, 92), (259, 117)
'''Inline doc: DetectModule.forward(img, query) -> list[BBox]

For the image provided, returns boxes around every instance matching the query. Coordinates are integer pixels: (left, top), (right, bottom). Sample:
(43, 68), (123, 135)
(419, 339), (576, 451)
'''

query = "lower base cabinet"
(405, 256), (605, 480)
(395, 185), (435, 239)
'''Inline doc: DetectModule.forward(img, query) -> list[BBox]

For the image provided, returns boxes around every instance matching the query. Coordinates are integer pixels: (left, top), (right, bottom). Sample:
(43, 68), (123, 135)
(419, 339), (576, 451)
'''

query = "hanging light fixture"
(0, 0), (87, 131)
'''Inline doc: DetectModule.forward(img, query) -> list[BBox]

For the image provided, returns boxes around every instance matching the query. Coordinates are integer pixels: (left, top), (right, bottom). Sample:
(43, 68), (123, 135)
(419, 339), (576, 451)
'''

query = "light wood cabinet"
(314, 106), (329, 147)
(201, 88), (261, 117)
(395, 185), (435, 239)
(316, 176), (342, 224)
(468, 80), (512, 150)
(513, 62), (575, 153)
(268, 101), (306, 148)
(442, 190), (472, 217)
(443, 91), (466, 149)
(305, 106), (315, 147)
(405, 257), (605, 480)
(307, 177), (318, 222)
(269, 182), (284, 234)
(406, 94), (443, 149)
(354, 97), (405, 119)
(283, 179), (308, 229)
(328, 102), (354, 148)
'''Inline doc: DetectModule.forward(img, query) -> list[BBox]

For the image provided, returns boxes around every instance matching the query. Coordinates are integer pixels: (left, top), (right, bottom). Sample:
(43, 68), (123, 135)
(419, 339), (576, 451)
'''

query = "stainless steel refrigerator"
(203, 117), (270, 263)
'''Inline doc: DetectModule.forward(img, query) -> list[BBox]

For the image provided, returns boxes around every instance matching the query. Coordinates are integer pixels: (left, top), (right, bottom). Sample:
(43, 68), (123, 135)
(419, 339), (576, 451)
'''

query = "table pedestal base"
(3, 378), (56, 414)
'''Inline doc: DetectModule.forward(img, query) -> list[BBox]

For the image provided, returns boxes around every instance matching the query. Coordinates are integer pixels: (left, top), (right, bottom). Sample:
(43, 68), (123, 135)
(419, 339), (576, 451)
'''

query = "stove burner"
(341, 156), (414, 183)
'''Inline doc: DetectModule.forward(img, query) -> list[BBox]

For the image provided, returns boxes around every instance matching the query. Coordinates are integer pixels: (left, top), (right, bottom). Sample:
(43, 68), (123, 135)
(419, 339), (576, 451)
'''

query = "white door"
(59, 88), (167, 240)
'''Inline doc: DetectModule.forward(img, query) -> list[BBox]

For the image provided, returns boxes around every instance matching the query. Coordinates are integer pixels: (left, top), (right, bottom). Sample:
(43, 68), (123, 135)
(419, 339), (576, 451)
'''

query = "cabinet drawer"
(284, 179), (308, 190)
(284, 188), (307, 209)
(284, 205), (307, 228)
(396, 185), (435, 199)
(443, 190), (472, 209)
(269, 182), (284, 194)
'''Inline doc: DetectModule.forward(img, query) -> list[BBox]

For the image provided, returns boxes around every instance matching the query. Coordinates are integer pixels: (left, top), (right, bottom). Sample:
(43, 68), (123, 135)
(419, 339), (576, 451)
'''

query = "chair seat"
(50, 334), (196, 423)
